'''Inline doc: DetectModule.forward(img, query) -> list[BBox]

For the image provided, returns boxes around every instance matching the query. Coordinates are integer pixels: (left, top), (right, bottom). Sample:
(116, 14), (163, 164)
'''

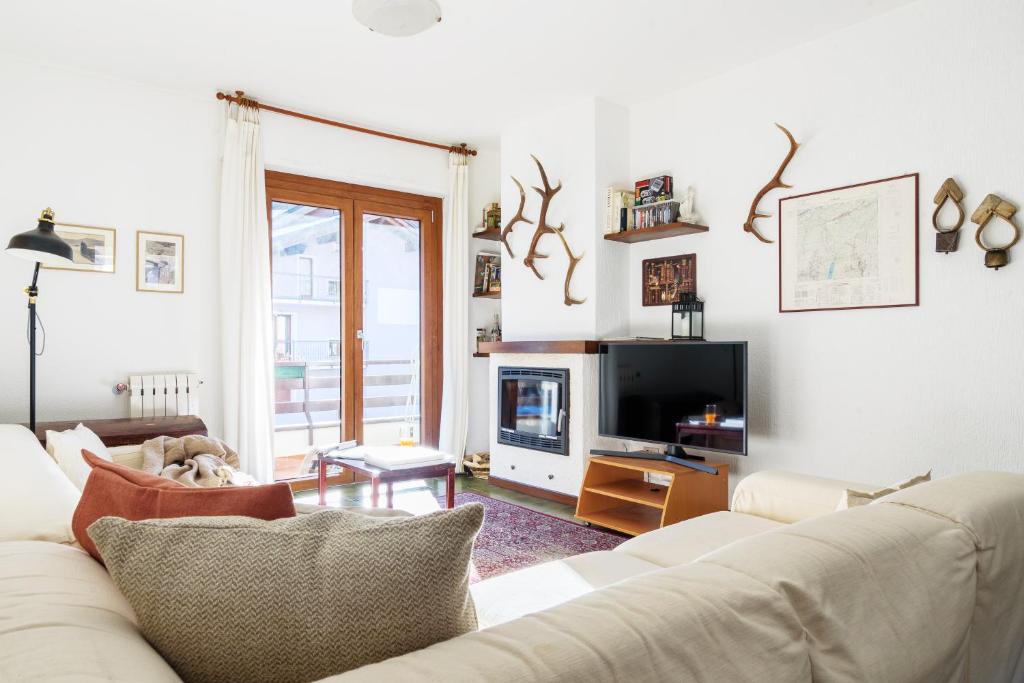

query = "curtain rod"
(215, 90), (476, 156)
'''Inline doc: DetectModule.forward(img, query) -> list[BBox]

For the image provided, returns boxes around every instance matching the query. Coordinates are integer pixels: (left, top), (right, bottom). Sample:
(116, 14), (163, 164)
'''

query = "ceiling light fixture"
(352, 0), (441, 37)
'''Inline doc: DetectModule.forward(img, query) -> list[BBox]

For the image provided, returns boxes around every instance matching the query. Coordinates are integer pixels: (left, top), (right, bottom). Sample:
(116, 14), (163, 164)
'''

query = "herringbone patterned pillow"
(89, 504), (484, 683)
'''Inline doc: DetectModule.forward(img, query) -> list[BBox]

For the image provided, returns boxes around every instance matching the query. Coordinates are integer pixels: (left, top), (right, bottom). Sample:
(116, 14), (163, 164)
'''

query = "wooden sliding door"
(265, 171), (442, 482)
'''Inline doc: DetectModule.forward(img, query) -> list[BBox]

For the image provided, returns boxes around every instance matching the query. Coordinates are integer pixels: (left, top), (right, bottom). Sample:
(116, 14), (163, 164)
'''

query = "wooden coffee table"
(317, 452), (456, 509)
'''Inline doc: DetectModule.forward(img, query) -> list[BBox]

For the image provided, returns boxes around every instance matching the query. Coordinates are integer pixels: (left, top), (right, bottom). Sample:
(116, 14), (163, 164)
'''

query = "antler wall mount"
(932, 177), (966, 253)
(971, 193), (1020, 270)
(508, 155), (584, 306)
(498, 177), (533, 259)
(743, 123), (800, 244)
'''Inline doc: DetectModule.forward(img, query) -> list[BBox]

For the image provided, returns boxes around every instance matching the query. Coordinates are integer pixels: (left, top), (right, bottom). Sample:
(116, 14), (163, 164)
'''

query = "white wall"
(627, 0), (1024, 484)
(0, 56), (499, 450)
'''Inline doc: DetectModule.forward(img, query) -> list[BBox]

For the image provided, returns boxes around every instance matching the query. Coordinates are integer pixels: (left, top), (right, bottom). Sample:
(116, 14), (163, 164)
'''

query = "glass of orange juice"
(399, 424), (415, 446)
(704, 404), (718, 425)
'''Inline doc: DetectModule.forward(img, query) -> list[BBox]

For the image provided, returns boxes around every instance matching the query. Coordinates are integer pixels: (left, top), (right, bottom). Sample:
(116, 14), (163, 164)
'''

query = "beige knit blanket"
(140, 435), (255, 487)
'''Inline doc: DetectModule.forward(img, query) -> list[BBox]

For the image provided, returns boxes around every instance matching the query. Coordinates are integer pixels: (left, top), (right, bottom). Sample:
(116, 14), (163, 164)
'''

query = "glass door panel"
(270, 201), (344, 479)
(359, 212), (422, 446)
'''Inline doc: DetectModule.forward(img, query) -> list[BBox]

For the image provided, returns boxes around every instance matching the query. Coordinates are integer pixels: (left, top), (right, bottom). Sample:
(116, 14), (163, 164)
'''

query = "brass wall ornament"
(743, 123), (800, 244)
(932, 177), (965, 253)
(522, 155), (585, 306)
(971, 193), (1021, 270)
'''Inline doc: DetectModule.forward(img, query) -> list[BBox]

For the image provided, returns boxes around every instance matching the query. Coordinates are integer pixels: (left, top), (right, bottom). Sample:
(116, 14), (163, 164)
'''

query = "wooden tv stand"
(575, 455), (728, 536)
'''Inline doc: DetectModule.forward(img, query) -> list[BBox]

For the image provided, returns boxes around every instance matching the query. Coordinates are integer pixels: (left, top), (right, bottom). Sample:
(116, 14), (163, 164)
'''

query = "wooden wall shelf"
(604, 222), (709, 243)
(472, 290), (501, 299)
(472, 228), (502, 242)
(576, 455), (728, 536)
(472, 352), (490, 358)
(477, 340), (599, 355)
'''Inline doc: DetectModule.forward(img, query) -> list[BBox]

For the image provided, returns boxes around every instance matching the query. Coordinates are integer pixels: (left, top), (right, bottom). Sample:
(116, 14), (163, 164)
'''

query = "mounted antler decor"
(499, 177), (532, 258)
(932, 177), (966, 253)
(971, 193), (1020, 270)
(521, 155), (585, 306)
(743, 123), (800, 243)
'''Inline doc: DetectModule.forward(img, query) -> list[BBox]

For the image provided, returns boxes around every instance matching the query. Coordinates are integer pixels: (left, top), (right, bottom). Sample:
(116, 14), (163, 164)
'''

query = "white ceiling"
(1, 0), (913, 146)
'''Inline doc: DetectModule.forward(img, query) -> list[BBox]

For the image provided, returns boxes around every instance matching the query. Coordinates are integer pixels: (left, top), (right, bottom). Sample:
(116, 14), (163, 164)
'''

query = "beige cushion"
(471, 550), (661, 629)
(0, 425), (80, 543)
(881, 472), (1024, 682)
(89, 505), (483, 683)
(45, 423), (113, 490)
(0, 541), (181, 682)
(731, 470), (878, 523)
(836, 470), (932, 510)
(615, 510), (782, 567)
(699, 498), (976, 682)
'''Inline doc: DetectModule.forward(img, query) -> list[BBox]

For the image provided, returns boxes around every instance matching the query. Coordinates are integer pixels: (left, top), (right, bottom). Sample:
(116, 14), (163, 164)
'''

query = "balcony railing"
(275, 340), (340, 363)
(273, 273), (341, 303)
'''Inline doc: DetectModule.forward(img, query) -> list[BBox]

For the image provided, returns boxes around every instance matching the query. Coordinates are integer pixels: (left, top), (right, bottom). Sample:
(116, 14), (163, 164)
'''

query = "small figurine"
(678, 185), (700, 224)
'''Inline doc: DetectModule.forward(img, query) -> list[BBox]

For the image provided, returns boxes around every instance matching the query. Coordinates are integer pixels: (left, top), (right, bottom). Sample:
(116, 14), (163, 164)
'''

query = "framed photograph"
(642, 253), (696, 306)
(136, 231), (184, 293)
(779, 173), (918, 312)
(474, 252), (500, 294)
(43, 223), (116, 273)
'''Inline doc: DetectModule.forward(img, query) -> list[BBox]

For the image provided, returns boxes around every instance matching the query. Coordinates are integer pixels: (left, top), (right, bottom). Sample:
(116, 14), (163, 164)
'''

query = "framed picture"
(43, 223), (116, 273)
(136, 231), (184, 293)
(779, 173), (918, 312)
(642, 253), (696, 306)
(474, 252), (500, 294)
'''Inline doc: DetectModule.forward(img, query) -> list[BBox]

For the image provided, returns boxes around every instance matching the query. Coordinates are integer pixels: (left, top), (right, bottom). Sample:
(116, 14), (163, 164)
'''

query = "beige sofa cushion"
(471, 550), (661, 629)
(698, 500), (977, 682)
(89, 505), (483, 683)
(882, 472), (1024, 682)
(45, 422), (113, 490)
(731, 470), (878, 523)
(615, 510), (782, 567)
(0, 541), (181, 682)
(0, 425), (80, 543)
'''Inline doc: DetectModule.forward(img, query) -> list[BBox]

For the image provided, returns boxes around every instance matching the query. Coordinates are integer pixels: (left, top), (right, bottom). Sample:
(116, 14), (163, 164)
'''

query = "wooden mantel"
(477, 340), (600, 355)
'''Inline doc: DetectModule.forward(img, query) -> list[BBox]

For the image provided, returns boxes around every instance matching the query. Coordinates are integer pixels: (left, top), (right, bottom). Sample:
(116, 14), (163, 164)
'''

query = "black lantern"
(671, 292), (704, 340)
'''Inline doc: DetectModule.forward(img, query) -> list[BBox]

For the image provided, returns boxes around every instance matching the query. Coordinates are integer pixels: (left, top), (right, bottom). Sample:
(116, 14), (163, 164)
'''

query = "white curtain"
(439, 151), (470, 464)
(217, 101), (276, 483)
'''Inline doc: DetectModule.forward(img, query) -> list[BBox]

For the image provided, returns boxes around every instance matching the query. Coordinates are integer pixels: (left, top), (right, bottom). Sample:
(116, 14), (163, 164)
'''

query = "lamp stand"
(26, 263), (39, 433)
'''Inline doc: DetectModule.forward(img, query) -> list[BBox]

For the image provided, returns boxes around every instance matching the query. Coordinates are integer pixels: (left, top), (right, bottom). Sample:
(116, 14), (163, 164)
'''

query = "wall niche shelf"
(472, 228), (502, 242)
(604, 222), (709, 244)
(472, 290), (501, 299)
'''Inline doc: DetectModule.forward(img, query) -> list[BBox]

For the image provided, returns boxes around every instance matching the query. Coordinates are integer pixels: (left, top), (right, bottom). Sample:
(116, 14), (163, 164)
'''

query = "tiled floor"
(294, 474), (579, 522)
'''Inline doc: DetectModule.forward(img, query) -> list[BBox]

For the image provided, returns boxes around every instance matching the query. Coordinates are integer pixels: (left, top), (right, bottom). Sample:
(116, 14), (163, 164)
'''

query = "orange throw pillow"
(72, 449), (296, 562)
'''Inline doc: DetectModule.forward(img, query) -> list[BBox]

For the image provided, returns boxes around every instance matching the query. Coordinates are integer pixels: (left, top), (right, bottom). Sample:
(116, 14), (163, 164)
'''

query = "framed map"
(779, 174), (918, 313)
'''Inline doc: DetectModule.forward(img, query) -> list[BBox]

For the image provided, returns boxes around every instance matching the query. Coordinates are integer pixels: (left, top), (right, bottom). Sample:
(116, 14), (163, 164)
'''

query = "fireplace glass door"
(497, 367), (569, 455)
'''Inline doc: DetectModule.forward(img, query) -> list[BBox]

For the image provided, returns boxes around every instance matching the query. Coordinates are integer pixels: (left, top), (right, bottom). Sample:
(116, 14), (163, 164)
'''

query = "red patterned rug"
(450, 492), (626, 582)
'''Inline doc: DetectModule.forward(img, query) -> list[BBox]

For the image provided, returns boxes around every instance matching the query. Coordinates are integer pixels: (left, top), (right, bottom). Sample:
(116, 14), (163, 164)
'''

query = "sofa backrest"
(0, 425), (80, 544)
(323, 472), (1024, 683)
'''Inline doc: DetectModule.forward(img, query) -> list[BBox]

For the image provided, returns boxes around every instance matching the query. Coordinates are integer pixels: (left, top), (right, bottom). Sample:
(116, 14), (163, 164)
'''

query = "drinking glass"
(704, 404), (718, 424)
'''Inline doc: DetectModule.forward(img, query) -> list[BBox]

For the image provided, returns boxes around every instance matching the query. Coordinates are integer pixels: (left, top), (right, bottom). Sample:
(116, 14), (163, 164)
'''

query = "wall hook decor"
(932, 177), (965, 253)
(971, 193), (1020, 269)
(743, 123), (800, 244)
(499, 176), (533, 259)
(522, 155), (585, 306)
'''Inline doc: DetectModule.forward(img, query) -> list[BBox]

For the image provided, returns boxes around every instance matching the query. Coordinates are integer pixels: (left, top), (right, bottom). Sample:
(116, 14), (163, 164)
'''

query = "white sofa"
(1, 423), (1022, 682)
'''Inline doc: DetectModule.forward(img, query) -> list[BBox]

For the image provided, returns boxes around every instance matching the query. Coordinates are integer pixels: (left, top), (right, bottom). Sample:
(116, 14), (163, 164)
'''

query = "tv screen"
(598, 341), (747, 455)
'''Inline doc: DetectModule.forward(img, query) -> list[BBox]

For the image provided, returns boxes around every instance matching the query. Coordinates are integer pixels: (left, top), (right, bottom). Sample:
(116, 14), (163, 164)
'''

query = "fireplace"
(497, 367), (569, 455)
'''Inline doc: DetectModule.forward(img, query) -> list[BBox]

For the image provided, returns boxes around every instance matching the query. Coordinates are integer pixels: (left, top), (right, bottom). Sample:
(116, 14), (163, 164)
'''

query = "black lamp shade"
(6, 209), (73, 266)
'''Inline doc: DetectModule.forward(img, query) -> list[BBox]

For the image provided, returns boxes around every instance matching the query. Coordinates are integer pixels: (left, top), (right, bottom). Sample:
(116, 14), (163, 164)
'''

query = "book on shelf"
(605, 187), (634, 233)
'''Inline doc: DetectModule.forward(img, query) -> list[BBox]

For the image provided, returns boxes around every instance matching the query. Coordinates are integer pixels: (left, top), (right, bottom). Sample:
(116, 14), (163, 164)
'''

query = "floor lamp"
(6, 208), (73, 433)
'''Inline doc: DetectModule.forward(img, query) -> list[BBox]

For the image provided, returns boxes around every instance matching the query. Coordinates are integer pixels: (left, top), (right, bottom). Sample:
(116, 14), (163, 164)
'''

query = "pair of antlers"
(743, 123), (800, 243)
(501, 155), (585, 306)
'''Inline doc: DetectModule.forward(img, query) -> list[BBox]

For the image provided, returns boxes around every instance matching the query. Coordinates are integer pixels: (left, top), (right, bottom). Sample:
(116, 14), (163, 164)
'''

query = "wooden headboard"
(32, 416), (208, 447)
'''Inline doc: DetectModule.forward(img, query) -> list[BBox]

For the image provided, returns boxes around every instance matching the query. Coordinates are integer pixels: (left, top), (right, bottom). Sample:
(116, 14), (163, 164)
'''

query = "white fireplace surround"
(488, 353), (611, 497)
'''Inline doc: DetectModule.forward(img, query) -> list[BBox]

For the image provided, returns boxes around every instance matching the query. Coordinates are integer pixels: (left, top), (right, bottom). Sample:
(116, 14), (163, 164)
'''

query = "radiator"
(128, 374), (201, 418)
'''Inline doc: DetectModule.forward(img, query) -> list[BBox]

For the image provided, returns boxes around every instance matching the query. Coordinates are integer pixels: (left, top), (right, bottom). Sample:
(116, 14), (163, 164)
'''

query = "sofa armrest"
(731, 471), (880, 524)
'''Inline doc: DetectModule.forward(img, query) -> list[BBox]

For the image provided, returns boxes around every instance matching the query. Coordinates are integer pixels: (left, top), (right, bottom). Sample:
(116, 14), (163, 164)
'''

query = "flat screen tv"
(598, 341), (747, 457)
